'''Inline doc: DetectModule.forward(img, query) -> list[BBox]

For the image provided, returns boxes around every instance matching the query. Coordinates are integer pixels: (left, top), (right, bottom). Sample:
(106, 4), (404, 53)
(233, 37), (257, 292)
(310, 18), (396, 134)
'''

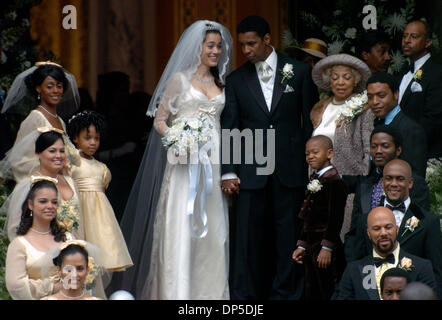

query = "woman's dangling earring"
(30, 210), (33, 217)
(38, 93), (40, 101)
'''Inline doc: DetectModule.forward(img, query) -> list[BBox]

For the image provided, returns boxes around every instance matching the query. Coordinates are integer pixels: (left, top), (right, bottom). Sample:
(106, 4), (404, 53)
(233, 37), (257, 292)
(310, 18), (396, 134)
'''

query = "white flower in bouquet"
(162, 115), (213, 157)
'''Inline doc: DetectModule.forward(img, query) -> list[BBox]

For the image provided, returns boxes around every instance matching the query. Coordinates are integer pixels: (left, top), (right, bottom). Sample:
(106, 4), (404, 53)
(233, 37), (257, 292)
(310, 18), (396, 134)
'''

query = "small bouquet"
(56, 200), (79, 232)
(162, 115), (213, 156)
(338, 90), (368, 126)
(85, 256), (101, 290)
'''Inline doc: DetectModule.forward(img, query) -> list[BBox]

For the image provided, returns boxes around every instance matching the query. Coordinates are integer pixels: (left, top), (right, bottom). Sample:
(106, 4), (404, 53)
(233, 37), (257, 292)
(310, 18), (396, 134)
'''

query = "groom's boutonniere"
(401, 216), (420, 237)
(399, 257), (414, 271)
(307, 179), (322, 193)
(280, 63), (294, 84)
(413, 69), (423, 82)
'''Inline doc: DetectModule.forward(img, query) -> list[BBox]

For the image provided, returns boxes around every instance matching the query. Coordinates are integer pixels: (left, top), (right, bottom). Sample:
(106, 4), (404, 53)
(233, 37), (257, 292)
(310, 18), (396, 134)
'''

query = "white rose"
(341, 106), (354, 118)
(187, 118), (200, 130)
(307, 179), (322, 193)
(344, 28), (357, 39)
(283, 63), (293, 74)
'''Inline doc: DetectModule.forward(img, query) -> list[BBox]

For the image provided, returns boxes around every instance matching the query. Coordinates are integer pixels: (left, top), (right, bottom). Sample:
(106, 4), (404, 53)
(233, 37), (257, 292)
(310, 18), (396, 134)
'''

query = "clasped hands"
(221, 178), (241, 195)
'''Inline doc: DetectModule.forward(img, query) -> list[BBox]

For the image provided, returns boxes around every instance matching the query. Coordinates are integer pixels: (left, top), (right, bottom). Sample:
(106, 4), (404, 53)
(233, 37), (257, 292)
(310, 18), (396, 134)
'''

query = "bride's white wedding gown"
(143, 75), (229, 300)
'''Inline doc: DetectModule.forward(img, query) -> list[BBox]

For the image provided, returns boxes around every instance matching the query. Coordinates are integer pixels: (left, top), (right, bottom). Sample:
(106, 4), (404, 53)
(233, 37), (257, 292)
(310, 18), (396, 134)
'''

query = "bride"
(114, 20), (233, 299)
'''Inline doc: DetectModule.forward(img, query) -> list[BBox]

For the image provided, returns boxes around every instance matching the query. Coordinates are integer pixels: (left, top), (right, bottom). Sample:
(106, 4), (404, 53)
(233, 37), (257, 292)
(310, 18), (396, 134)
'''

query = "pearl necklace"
(60, 289), (86, 300)
(39, 105), (58, 118)
(30, 227), (51, 235)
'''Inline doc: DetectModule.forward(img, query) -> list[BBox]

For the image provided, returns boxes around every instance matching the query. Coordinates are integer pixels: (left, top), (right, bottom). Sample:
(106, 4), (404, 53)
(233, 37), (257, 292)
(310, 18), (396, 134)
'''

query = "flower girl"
(67, 111), (133, 271)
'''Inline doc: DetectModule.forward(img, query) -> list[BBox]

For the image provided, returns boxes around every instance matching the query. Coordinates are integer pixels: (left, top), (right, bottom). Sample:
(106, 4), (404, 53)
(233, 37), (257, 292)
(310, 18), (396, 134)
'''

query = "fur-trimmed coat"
(310, 97), (374, 176)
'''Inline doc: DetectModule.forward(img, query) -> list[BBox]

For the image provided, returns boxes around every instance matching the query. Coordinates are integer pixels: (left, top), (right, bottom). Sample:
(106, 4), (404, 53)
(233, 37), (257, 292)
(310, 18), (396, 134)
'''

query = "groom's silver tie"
(258, 61), (272, 83)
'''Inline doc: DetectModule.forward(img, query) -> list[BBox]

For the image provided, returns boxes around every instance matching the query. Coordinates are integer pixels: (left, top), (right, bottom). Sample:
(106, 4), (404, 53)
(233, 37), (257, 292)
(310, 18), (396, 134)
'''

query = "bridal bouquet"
(162, 115), (213, 156)
(338, 90), (368, 126)
(56, 200), (79, 232)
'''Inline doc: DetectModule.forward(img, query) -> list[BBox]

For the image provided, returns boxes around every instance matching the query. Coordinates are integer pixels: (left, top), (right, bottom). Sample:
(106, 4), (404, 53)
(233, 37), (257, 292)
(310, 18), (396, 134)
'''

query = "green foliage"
(426, 158), (442, 230)
(0, 183), (11, 300)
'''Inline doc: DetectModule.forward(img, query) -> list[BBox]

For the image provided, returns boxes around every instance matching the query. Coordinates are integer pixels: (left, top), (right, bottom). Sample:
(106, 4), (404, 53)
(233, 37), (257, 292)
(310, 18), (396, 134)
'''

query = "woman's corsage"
(337, 90), (368, 126)
(280, 63), (294, 83)
(307, 179), (322, 193)
(399, 257), (414, 271)
(401, 216), (420, 237)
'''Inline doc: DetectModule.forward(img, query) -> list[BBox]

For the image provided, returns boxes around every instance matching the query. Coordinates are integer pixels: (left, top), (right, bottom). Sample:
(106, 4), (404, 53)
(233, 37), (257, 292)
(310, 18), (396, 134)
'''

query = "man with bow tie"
(345, 159), (441, 298)
(367, 72), (427, 177)
(333, 206), (436, 300)
(344, 126), (429, 263)
(398, 20), (442, 159)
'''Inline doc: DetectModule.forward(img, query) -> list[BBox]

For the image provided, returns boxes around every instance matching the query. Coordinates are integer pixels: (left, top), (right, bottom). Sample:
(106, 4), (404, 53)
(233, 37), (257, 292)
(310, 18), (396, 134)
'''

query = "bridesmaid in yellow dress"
(5, 179), (68, 299)
(41, 241), (105, 300)
(0, 62), (80, 182)
(67, 111), (133, 271)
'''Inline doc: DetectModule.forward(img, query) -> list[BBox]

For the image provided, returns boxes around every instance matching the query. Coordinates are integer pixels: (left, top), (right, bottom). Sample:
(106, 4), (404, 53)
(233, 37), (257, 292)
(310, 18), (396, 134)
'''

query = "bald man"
(333, 207), (436, 300)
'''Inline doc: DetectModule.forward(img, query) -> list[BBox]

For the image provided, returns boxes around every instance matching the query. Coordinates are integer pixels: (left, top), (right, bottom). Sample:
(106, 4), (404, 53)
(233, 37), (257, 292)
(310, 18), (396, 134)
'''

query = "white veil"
(109, 20), (233, 298)
(1, 62), (80, 120)
(146, 20), (233, 116)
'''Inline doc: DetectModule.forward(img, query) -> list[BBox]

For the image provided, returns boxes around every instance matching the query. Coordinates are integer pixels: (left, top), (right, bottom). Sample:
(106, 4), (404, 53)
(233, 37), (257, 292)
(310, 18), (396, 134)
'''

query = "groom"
(221, 16), (318, 299)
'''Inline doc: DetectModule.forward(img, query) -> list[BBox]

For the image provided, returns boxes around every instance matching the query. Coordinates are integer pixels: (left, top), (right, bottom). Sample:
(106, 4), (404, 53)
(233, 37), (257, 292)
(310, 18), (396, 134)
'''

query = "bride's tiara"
(205, 23), (219, 31)
(35, 61), (63, 68)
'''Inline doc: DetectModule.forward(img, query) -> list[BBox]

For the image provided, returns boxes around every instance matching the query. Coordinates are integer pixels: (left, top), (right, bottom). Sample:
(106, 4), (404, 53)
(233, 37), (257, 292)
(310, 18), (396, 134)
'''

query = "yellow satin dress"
(71, 157), (133, 271)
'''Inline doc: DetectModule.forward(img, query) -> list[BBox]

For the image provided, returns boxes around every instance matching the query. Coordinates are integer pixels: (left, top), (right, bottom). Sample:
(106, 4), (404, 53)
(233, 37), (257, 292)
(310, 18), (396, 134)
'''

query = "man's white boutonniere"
(399, 257), (414, 271)
(401, 216), (420, 237)
(413, 69), (423, 82)
(307, 179), (322, 193)
(337, 90), (368, 126)
(281, 63), (294, 83)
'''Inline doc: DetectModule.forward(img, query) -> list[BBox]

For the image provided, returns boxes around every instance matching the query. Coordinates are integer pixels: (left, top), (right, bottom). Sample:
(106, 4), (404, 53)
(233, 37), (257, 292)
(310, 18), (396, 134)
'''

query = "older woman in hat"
(310, 53), (374, 237)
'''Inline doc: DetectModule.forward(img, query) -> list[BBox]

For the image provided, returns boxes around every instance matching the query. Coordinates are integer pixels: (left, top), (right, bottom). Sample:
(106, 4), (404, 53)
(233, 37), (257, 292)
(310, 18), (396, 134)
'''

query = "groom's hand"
(221, 178), (240, 195)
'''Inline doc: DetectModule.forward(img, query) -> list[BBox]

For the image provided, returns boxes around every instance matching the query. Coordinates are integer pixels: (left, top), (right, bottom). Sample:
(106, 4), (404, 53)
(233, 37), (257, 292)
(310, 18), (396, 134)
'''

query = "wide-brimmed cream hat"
(286, 38), (328, 59)
(312, 53), (371, 93)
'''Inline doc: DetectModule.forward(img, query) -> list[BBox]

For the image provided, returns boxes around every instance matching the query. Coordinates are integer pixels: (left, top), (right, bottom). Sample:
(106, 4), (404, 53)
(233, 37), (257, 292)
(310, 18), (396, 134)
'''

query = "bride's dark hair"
(205, 27), (224, 89)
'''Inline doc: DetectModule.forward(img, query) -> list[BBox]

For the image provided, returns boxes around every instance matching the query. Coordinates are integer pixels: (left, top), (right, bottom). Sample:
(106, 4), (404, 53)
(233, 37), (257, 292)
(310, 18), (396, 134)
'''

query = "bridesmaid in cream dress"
(67, 111), (133, 271)
(41, 241), (104, 300)
(4, 131), (84, 241)
(5, 179), (68, 300)
(0, 62), (80, 182)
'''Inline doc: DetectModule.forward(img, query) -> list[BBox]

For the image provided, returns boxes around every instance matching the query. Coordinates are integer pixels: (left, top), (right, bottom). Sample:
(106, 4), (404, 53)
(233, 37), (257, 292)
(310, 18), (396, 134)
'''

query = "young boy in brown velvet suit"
(292, 135), (348, 300)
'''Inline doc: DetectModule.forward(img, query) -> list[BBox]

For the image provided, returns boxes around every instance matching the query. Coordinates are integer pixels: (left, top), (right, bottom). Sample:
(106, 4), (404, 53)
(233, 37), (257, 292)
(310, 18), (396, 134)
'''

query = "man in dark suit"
(220, 16), (318, 299)
(333, 206), (436, 300)
(345, 159), (442, 297)
(398, 20), (442, 159)
(344, 126), (429, 262)
(367, 72), (427, 177)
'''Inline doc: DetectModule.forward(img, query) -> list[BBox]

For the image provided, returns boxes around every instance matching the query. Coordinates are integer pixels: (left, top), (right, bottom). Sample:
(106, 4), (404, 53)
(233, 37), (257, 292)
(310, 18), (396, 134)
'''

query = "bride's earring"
(30, 210), (33, 217)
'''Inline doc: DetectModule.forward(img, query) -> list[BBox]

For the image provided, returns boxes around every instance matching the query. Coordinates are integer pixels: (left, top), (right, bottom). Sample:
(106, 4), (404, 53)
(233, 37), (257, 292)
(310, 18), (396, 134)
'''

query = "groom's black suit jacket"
(333, 249), (436, 300)
(221, 52), (318, 189)
(397, 56), (442, 159)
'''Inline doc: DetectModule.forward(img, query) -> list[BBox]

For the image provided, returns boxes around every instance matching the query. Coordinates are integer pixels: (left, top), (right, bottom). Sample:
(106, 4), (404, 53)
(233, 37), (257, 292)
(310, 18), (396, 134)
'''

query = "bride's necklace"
(332, 97), (345, 105)
(60, 289), (85, 300)
(30, 227), (51, 235)
(195, 75), (214, 84)
(38, 105), (58, 118)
